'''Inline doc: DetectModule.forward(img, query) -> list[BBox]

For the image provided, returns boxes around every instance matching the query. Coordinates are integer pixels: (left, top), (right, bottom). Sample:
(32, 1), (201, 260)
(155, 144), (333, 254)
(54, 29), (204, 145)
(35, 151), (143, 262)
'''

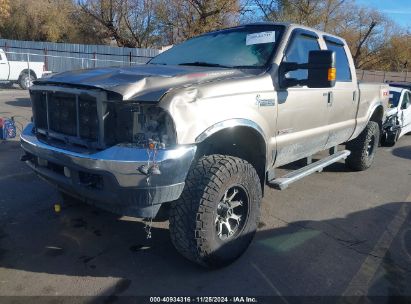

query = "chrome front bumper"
(20, 123), (196, 217)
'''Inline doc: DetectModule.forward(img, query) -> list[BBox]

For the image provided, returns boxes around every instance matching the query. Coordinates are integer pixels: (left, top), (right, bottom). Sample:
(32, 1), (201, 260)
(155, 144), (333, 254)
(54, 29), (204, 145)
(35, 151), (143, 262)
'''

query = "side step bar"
(268, 150), (351, 190)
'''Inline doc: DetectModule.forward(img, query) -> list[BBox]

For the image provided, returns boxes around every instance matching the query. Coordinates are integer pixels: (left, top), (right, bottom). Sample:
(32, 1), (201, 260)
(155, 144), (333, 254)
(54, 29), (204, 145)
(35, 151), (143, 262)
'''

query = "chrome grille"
(31, 88), (102, 149)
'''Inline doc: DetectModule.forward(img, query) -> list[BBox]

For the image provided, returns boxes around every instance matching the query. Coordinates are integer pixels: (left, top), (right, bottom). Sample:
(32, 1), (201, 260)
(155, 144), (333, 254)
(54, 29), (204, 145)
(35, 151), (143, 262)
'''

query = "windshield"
(389, 91), (401, 108)
(149, 25), (284, 69)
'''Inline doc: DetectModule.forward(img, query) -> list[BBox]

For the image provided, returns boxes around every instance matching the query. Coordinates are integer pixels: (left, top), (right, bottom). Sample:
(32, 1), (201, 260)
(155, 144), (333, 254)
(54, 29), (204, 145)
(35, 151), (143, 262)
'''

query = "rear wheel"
(169, 155), (262, 268)
(19, 73), (35, 90)
(345, 121), (380, 171)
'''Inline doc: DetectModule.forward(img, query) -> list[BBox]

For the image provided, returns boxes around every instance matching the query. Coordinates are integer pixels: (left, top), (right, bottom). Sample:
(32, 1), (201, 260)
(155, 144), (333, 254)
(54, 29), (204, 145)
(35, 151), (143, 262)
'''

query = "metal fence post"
(44, 48), (48, 71)
(27, 52), (31, 87)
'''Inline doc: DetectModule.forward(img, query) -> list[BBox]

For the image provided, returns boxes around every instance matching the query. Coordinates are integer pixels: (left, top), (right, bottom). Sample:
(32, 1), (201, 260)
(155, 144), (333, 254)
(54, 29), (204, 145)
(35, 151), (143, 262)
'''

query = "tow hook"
(137, 140), (162, 176)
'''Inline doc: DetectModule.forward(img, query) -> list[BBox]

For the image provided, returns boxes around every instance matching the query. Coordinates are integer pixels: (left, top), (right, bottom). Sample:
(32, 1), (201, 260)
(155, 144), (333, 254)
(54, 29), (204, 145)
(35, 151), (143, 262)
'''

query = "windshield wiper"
(178, 62), (233, 68)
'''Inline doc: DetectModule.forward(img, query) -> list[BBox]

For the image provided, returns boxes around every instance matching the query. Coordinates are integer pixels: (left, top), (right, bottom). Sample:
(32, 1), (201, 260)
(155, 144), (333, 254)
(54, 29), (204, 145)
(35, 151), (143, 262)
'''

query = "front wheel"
(19, 73), (35, 90)
(169, 155), (262, 268)
(345, 121), (380, 171)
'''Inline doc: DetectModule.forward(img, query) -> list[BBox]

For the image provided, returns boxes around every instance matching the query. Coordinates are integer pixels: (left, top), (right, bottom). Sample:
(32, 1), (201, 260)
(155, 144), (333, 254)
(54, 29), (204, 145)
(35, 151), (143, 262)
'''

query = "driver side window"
(283, 34), (320, 81)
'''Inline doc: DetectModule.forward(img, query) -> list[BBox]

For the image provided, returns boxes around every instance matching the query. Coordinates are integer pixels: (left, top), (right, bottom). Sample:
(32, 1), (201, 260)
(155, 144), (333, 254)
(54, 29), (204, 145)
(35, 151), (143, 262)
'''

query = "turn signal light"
(328, 68), (336, 81)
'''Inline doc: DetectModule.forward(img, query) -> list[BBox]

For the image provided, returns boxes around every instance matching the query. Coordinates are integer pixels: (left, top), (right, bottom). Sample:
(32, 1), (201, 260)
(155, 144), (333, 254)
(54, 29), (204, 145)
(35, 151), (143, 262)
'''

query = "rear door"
(275, 30), (330, 166)
(0, 51), (9, 80)
(323, 36), (358, 148)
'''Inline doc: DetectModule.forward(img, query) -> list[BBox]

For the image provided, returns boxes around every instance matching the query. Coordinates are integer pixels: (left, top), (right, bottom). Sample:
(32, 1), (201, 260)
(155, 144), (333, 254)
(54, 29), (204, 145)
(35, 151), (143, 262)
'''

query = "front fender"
(195, 118), (267, 143)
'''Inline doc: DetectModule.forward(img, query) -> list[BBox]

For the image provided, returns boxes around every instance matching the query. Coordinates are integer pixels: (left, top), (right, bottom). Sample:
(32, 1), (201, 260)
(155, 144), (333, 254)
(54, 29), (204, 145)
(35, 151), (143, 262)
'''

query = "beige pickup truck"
(20, 23), (389, 268)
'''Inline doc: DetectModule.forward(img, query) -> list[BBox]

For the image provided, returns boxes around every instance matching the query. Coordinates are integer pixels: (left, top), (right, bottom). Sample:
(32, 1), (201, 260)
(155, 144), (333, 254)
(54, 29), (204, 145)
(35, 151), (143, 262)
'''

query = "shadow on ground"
(5, 98), (31, 108)
(392, 145), (411, 160)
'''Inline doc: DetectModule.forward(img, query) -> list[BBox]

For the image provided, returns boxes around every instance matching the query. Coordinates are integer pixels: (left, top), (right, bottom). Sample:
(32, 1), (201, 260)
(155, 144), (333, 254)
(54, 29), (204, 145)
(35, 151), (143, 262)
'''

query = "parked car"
(387, 81), (411, 91)
(0, 49), (45, 89)
(20, 22), (389, 268)
(381, 86), (411, 146)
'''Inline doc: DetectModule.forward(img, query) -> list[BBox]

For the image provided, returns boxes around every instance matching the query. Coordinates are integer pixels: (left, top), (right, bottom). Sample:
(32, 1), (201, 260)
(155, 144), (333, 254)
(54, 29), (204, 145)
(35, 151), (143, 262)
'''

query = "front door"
(400, 91), (411, 135)
(0, 51), (9, 80)
(275, 30), (330, 166)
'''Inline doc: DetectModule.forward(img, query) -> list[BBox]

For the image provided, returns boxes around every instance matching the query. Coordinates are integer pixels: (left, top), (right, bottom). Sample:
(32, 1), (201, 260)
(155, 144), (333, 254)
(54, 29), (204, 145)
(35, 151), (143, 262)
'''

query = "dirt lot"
(0, 88), (410, 300)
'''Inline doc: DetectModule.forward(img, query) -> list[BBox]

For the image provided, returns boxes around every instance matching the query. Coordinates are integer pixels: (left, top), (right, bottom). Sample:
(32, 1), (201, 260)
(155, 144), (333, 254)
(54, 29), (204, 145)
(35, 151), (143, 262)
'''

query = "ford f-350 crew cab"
(20, 23), (389, 268)
(0, 49), (45, 89)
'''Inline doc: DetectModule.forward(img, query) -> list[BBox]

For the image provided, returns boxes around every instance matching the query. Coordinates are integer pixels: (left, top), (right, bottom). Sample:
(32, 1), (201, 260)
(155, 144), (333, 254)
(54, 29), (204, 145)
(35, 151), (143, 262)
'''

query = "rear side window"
(283, 34), (320, 80)
(325, 40), (351, 82)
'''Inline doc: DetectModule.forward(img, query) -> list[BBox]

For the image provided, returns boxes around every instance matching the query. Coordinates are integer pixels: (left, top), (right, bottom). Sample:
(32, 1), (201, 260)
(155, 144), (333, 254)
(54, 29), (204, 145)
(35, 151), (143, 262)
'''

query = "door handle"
(327, 91), (333, 106)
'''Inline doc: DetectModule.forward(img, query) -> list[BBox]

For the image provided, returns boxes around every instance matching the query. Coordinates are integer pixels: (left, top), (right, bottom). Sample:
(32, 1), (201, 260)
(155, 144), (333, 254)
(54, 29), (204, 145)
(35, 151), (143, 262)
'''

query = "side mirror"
(307, 50), (336, 88)
(279, 50), (336, 88)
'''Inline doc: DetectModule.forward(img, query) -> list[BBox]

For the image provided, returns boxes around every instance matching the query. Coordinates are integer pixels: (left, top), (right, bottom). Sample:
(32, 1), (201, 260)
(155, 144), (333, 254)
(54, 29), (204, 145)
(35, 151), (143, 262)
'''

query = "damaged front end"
(20, 85), (196, 218)
(381, 114), (401, 146)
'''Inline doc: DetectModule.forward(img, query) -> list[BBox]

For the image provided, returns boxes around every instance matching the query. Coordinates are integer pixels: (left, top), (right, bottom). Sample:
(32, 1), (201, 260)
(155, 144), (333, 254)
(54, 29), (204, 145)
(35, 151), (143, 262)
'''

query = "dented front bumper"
(20, 123), (196, 217)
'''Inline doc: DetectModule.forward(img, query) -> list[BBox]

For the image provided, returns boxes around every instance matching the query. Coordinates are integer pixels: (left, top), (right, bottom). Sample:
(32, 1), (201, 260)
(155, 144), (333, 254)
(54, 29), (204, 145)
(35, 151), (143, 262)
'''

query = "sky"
(356, 0), (411, 28)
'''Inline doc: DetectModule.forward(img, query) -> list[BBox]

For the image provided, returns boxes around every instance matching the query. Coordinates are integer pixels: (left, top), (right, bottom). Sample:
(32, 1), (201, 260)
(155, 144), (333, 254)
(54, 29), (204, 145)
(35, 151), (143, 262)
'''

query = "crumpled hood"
(35, 64), (248, 101)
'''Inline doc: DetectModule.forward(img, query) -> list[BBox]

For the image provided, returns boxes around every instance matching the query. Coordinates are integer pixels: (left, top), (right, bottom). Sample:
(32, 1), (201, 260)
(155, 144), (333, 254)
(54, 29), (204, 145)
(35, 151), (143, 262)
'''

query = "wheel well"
(370, 105), (384, 131)
(19, 69), (37, 79)
(195, 126), (267, 192)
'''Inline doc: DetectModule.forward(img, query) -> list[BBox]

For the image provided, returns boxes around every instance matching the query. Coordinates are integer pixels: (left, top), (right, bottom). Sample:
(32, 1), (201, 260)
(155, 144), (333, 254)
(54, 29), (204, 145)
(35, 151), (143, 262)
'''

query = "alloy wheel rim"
(25, 76), (33, 88)
(215, 185), (249, 241)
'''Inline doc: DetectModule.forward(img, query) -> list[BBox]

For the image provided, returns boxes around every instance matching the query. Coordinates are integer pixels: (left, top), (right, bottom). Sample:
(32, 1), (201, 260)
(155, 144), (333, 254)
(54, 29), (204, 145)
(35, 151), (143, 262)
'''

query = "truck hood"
(34, 64), (250, 102)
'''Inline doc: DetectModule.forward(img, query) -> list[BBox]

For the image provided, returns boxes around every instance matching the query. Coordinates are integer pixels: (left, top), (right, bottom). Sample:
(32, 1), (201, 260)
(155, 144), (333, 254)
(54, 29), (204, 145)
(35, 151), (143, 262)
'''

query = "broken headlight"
(383, 115), (398, 130)
(104, 103), (177, 149)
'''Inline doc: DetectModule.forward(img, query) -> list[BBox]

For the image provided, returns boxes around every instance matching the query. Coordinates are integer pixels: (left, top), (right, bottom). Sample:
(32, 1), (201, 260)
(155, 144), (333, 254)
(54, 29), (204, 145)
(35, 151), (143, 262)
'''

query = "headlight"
(104, 103), (177, 148)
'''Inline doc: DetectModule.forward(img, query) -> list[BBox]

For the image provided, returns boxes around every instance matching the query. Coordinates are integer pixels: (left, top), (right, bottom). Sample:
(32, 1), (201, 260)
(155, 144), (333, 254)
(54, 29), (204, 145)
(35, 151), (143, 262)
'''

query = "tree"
(156, 0), (241, 45)
(333, 3), (393, 69)
(251, 0), (343, 27)
(78, 0), (160, 48)
(378, 32), (411, 72)
(0, 0), (10, 26)
(0, 0), (105, 43)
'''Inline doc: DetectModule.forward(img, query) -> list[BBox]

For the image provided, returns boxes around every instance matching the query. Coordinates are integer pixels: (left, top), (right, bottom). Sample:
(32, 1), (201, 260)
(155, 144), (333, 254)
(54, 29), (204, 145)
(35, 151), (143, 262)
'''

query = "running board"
(268, 150), (351, 190)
